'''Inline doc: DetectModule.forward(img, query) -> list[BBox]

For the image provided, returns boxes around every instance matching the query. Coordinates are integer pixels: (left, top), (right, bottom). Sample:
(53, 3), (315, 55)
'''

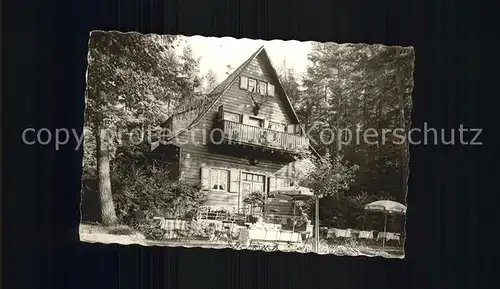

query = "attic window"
(257, 81), (267, 95)
(248, 79), (257, 93)
(223, 111), (240, 123)
(267, 84), (275, 97)
(269, 121), (286, 132)
(240, 76), (248, 90)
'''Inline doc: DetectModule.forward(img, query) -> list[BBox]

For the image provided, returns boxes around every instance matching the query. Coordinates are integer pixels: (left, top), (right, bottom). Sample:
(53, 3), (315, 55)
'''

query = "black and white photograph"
(80, 32), (414, 258)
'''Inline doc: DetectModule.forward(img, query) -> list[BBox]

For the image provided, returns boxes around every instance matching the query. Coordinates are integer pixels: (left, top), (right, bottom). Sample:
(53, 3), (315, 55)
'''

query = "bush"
(111, 160), (207, 227)
(301, 237), (363, 255)
(107, 225), (135, 235)
(243, 191), (265, 217)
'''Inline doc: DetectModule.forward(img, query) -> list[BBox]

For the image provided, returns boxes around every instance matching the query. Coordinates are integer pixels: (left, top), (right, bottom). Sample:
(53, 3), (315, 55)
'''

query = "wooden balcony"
(218, 120), (309, 154)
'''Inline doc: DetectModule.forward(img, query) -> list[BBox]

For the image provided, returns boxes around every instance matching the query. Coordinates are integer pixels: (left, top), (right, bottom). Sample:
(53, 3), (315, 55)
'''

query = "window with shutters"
(248, 78), (257, 92)
(267, 83), (275, 96)
(223, 111), (240, 123)
(268, 121), (286, 132)
(257, 81), (267, 95)
(240, 76), (248, 90)
(210, 169), (229, 191)
(248, 117), (264, 127)
(276, 178), (291, 189)
(268, 176), (290, 193)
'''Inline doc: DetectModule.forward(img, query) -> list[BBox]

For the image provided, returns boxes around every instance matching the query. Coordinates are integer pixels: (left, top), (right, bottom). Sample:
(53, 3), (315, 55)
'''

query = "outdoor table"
(358, 230), (375, 239)
(327, 228), (352, 238)
(278, 230), (302, 242)
(249, 222), (282, 230)
(377, 232), (400, 242)
(222, 222), (246, 234)
(197, 219), (224, 231)
(239, 228), (302, 247)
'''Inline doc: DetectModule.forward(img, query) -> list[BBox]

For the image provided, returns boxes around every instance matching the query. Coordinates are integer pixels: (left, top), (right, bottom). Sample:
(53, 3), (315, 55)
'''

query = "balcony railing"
(219, 120), (309, 153)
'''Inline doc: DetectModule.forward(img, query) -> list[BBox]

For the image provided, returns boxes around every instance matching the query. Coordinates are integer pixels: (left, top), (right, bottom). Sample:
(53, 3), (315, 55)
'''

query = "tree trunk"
(397, 75), (408, 198)
(336, 93), (341, 154)
(96, 124), (118, 226)
(394, 48), (409, 198)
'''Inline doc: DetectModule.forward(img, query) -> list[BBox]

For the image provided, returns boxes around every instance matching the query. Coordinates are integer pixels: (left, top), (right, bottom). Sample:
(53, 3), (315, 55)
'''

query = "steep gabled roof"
(208, 47), (264, 97)
(164, 46), (264, 142)
(164, 45), (321, 159)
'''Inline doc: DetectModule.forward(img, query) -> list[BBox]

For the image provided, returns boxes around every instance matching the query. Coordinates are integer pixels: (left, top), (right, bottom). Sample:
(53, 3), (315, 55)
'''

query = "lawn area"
(79, 223), (147, 246)
(357, 245), (404, 258)
(79, 223), (404, 258)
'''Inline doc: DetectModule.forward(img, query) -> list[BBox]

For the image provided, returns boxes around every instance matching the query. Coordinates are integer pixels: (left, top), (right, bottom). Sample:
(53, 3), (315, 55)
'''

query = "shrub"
(243, 191), (265, 216)
(112, 160), (207, 227)
(107, 225), (136, 235)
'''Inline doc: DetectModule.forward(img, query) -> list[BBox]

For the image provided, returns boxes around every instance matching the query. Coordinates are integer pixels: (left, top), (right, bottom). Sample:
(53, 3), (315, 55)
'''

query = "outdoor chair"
(358, 230), (374, 240)
(239, 226), (303, 252)
(277, 230), (304, 251)
(222, 221), (245, 234)
(350, 229), (360, 238)
(327, 228), (352, 239)
(376, 232), (387, 241)
(377, 232), (401, 245)
(386, 232), (401, 245)
(326, 228), (335, 239)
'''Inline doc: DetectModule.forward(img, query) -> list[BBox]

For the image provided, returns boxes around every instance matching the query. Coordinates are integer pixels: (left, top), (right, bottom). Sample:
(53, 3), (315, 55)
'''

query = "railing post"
(222, 120), (309, 152)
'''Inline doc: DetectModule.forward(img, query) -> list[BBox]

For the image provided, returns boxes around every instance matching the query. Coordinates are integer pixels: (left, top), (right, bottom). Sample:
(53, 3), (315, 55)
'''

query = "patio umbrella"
(269, 186), (314, 199)
(269, 186), (312, 224)
(274, 159), (316, 181)
(269, 186), (319, 252)
(364, 200), (407, 249)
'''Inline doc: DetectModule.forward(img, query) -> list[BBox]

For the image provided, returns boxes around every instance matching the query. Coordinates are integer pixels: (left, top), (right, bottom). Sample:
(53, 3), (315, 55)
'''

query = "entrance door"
(240, 172), (266, 213)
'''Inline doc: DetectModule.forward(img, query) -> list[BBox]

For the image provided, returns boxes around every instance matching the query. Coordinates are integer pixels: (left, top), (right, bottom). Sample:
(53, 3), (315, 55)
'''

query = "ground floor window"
(210, 168), (229, 191)
(276, 178), (291, 188)
(241, 172), (266, 193)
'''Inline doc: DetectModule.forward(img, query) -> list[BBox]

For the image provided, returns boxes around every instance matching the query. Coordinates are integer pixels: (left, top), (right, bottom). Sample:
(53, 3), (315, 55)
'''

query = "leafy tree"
(203, 68), (219, 94)
(299, 43), (414, 208)
(277, 60), (302, 106)
(300, 154), (359, 199)
(111, 151), (207, 226)
(82, 126), (97, 176)
(299, 154), (359, 226)
(174, 45), (206, 111)
(265, 43), (413, 230)
(85, 32), (202, 225)
(243, 191), (265, 215)
(346, 192), (374, 230)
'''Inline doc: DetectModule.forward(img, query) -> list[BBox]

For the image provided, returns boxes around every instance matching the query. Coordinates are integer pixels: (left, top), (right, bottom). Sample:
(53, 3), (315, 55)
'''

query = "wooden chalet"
(151, 46), (320, 217)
